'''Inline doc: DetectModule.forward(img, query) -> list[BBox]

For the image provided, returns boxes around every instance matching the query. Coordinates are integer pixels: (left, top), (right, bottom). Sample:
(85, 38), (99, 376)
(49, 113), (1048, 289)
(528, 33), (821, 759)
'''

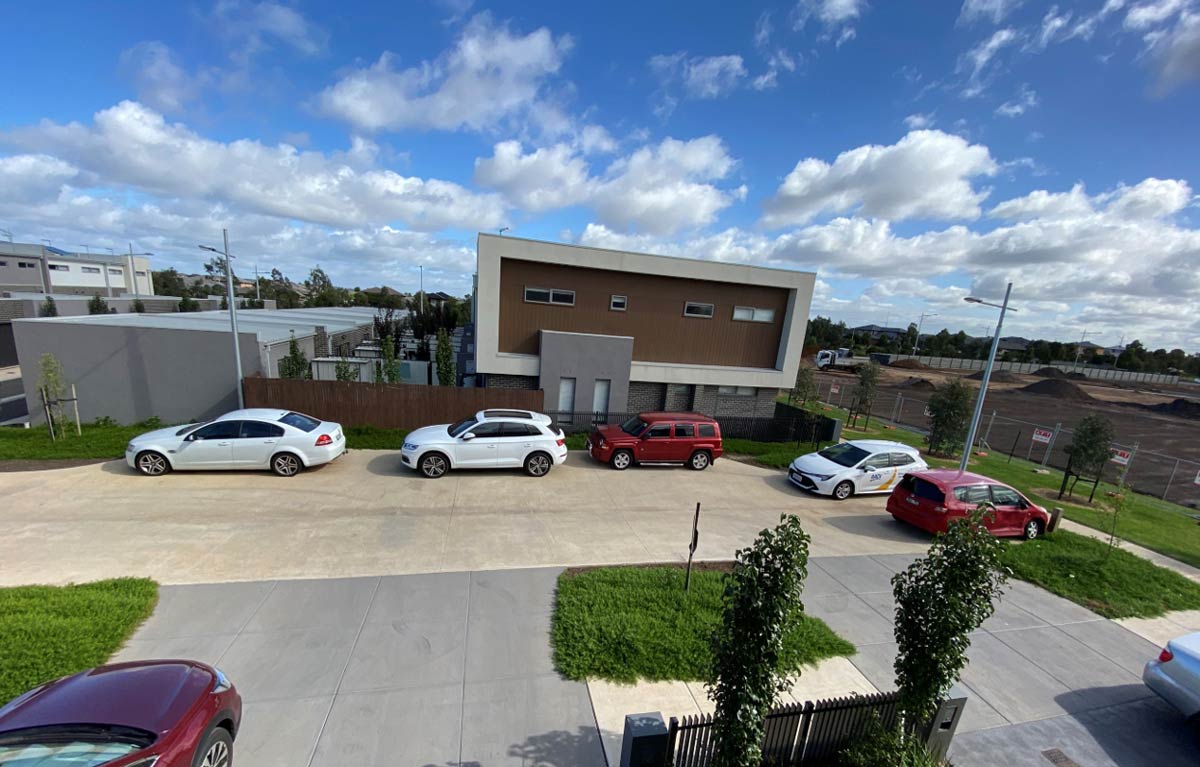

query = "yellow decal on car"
(877, 469), (899, 491)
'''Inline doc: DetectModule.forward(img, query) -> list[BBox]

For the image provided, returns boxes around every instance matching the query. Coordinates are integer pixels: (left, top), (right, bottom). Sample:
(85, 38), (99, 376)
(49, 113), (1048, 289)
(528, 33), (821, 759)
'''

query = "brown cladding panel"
(498, 259), (788, 368)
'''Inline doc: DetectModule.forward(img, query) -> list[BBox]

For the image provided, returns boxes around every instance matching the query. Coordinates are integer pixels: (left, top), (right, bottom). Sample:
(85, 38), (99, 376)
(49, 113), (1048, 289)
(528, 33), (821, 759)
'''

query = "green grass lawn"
(1000, 530), (1200, 619)
(343, 424), (409, 450)
(0, 421), (152, 461)
(552, 565), (854, 683)
(0, 578), (159, 703)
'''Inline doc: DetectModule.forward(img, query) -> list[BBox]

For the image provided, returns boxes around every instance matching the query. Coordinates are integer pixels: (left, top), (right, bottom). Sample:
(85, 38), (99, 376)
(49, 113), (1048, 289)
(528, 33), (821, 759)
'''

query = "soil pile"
(1019, 379), (1095, 401)
(891, 359), (928, 369)
(1147, 398), (1200, 421)
(899, 377), (937, 392)
(1034, 367), (1066, 378)
(967, 369), (1020, 383)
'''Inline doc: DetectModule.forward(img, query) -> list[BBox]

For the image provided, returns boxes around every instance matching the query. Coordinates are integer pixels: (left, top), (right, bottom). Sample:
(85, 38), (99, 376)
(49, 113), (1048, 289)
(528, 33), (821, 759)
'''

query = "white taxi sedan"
(788, 439), (927, 500)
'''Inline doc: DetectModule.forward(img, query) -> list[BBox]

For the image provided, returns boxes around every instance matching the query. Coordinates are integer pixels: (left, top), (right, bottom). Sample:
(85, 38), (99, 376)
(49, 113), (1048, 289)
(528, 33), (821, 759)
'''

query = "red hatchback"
(587, 412), (723, 471)
(887, 469), (1051, 539)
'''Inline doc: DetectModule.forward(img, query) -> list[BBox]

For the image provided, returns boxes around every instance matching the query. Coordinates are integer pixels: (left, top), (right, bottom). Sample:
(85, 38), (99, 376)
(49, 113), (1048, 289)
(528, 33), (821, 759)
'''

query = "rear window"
(675, 423), (694, 437)
(953, 485), (992, 505)
(903, 476), (945, 503)
(698, 423), (717, 438)
(279, 412), (321, 432)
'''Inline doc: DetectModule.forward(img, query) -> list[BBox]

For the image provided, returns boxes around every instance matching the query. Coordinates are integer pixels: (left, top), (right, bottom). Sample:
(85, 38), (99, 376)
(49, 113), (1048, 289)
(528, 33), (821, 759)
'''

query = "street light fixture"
(912, 311), (938, 355)
(959, 284), (1018, 472)
(199, 229), (244, 409)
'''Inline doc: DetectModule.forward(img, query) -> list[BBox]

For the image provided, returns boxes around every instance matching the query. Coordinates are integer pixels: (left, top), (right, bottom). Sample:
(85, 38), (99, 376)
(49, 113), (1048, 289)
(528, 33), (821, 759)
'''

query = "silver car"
(1144, 631), (1200, 732)
(125, 408), (345, 477)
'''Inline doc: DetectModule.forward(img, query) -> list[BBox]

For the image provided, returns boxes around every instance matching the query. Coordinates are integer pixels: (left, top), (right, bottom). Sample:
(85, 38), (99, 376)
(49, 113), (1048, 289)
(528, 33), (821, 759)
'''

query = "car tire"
(191, 725), (233, 767)
(610, 449), (633, 471)
(1023, 519), (1044, 540)
(271, 452), (303, 477)
(524, 451), (552, 477)
(135, 451), (171, 476)
(832, 480), (854, 501)
(419, 452), (450, 479)
(688, 451), (711, 471)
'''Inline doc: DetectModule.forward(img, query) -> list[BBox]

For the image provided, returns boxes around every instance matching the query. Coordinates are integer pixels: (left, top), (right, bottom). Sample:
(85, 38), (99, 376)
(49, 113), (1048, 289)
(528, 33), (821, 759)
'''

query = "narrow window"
(558, 377), (576, 412)
(733, 306), (776, 323)
(524, 287), (551, 303)
(550, 288), (574, 305)
(610, 294), (627, 311)
(684, 301), (714, 318)
(717, 386), (755, 396)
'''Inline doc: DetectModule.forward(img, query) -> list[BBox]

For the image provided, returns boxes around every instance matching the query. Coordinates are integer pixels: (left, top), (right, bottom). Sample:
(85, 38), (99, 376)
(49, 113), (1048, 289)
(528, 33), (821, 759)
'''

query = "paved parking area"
(115, 567), (603, 767)
(0, 450), (931, 586)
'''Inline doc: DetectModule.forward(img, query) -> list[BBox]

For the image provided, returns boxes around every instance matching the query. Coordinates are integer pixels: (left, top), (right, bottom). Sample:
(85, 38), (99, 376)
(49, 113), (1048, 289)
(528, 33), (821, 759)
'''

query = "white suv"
(400, 409), (568, 478)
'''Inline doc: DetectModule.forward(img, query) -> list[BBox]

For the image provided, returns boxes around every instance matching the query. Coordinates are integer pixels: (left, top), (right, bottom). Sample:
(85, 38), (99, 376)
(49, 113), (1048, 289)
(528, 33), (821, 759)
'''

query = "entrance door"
(558, 377), (576, 413)
(593, 379), (611, 419)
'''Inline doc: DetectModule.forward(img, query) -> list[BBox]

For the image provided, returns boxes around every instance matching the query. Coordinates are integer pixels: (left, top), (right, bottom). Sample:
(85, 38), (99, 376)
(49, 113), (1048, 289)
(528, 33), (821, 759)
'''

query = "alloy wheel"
(138, 453), (167, 476)
(691, 452), (709, 470)
(612, 451), (631, 470)
(1026, 521), (1040, 539)
(834, 481), (852, 500)
(528, 454), (550, 476)
(201, 740), (229, 767)
(274, 454), (300, 476)
(422, 455), (447, 478)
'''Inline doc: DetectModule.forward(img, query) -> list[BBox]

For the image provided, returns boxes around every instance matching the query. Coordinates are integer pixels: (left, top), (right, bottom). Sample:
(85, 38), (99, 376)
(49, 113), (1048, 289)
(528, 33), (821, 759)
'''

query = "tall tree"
(151, 268), (190, 298)
(435, 328), (455, 386)
(926, 379), (973, 457)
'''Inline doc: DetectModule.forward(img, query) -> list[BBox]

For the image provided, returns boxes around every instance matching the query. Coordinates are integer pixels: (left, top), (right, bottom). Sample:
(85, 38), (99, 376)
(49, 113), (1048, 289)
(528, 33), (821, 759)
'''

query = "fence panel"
(242, 377), (543, 430)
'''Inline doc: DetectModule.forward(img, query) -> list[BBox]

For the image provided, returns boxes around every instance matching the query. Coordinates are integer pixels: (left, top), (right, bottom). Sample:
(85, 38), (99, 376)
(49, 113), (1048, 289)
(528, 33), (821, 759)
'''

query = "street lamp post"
(912, 311), (938, 355)
(960, 283), (1016, 472)
(200, 229), (244, 409)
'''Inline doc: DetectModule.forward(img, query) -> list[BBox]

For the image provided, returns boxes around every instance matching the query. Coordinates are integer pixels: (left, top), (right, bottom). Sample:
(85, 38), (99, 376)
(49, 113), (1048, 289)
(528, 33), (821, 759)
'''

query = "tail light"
(556, 438), (565, 447)
(315, 434), (333, 447)
(1159, 647), (1174, 663)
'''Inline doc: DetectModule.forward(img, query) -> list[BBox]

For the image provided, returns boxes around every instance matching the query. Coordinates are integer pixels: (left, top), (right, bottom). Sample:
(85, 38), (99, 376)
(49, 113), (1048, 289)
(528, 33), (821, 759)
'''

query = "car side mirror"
(461, 432), (475, 441)
(1019, 499), (1029, 509)
(861, 465), (876, 473)
(185, 434), (198, 442)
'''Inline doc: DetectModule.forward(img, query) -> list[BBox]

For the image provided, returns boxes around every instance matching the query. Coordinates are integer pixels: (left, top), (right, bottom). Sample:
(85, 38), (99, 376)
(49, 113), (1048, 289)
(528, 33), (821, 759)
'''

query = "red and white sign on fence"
(830, 384), (840, 395)
(1110, 448), (1132, 466)
(1032, 428), (1054, 444)
(1194, 470), (1200, 487)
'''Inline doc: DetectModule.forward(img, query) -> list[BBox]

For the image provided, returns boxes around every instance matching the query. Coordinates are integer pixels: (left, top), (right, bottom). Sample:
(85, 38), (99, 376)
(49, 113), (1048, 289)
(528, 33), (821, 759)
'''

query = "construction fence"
(811, 379), (1200, 510)
(879, 354), (1180, 385)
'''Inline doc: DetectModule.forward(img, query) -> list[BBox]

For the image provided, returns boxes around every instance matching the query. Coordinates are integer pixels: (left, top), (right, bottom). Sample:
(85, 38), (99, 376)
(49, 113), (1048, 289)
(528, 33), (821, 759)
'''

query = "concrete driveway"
(0, 450), (931, 586)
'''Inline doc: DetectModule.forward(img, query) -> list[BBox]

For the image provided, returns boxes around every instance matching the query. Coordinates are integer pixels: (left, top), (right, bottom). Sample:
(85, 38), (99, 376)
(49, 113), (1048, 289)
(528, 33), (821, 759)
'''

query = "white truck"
(815, 348), (862, 372)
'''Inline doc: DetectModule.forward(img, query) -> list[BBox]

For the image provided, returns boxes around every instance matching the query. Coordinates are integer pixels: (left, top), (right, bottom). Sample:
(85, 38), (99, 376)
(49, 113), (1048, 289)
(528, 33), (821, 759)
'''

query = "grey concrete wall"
(538, 330), (633, 413)
(14, 321), (263, 425)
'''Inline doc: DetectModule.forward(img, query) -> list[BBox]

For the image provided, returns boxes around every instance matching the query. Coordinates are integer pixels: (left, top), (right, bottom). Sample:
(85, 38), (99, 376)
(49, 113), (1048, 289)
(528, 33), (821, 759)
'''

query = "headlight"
(403, 442), (418, 451)
(213, 667), (232, 693)
(126, 442), (135, 452)
(810, 473), (834, 481)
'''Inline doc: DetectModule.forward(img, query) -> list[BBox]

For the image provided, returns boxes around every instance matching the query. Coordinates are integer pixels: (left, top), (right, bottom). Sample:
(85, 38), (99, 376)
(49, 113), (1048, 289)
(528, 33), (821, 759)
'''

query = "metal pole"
(891, 393), (901, 424)
(1042, 423), (1061, 468)
(685, 502), (701, 592)
(1009, 430), (1021, 463)
(960, 282), (1011, 472)
(41, 388), (55, 441)
(128, 243), (139, 298)
(254, 264), (261, 301)
(223, 229), (245, 409)
(1119, 441), (1138, 485)
(1163, 459), (1179, 501)
(71, 384), (81, 436)
(419, 265), (425, 314)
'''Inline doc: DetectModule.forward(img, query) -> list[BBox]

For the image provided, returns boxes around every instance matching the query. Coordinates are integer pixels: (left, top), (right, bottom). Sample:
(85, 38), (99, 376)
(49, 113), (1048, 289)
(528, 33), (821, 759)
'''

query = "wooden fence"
(243, 377), (544, 430)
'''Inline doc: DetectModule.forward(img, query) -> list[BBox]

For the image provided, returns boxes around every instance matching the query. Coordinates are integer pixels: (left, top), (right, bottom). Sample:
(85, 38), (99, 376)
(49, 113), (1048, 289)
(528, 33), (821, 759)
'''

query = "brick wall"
(713, 387), (780, 418)
(627, 382), (667, 412)
(692, 385), (718, 415)
(332, 325), (372, 357)
(486, 373), (539, 390)
(664, 383), (694, 411)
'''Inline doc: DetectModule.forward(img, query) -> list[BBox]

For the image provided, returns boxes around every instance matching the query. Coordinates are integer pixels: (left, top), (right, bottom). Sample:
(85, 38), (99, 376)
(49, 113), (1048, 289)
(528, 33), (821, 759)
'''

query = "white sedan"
(126, 408), (345, 477)
(400, 409), (568, 478)
(788, 439), (927, 500)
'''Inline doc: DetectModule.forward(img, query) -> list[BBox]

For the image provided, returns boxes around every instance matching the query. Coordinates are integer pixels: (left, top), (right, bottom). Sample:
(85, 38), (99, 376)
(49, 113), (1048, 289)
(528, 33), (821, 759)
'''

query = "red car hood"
(0, 661), (214, 736)
(595, 424), (633, 443)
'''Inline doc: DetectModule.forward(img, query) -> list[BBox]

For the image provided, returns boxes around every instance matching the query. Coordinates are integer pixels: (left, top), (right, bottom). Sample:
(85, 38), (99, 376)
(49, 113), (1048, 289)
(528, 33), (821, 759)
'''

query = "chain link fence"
(807, 379), (1200, 511)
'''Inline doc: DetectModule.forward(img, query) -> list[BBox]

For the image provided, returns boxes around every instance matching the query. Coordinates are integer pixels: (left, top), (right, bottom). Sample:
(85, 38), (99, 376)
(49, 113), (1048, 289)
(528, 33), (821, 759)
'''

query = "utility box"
(621, 712), (668, 767)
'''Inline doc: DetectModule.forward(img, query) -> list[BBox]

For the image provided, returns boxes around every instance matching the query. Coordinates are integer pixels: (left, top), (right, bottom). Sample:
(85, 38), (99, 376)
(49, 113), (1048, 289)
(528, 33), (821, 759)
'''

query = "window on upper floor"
(108, 268), (123, 275)
(732, 306), (776, 323)
(683, 301), (714, 318)
(48, 264), (69, 271)
(717, 386), (755, 396)
(18, 262), (35, 269)
(81, 266), (101, 274)
(524, 286), (575, 306)
(135, 271), (147, 276)
(0, 260), (6, 267)
(610, 294), (627, 311)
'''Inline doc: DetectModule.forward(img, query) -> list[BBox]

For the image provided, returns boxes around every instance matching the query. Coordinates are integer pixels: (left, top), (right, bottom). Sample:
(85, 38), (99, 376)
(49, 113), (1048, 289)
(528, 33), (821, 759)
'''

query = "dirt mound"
(890, 359), (928, 369)
(1019, 379), (1095, 401)
(1147, 398), (1200, 421)
(967, 369), (1020, 383)
(899, 377), (937, 392)
(1034, 367), (1066, 378)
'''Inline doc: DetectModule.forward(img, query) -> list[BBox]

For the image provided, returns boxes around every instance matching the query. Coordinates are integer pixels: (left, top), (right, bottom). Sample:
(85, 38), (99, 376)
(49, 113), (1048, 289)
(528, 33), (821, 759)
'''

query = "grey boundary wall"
(881, 354), (1179, 385)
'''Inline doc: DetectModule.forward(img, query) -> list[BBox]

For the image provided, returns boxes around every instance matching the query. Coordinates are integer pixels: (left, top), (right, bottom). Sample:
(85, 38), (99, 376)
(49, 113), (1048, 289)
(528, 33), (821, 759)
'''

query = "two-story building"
(473, 234), (815, 418)
(0, 242), (154, 297)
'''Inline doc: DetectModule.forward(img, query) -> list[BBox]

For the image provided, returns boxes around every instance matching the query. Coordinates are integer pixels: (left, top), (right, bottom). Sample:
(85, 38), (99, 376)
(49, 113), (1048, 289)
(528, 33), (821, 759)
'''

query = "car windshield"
(175, 421), (209, 436)
(620, 415), (649, 436)
(448, 416), (478, 437)
(818, 443), (870, 467)
(0, 726), (154, 767)
(279, 412), (321, 432)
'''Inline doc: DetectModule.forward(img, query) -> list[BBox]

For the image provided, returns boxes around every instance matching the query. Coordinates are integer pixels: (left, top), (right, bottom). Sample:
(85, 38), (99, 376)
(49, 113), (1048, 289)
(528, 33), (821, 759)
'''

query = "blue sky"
(1, 0), (1197, 349)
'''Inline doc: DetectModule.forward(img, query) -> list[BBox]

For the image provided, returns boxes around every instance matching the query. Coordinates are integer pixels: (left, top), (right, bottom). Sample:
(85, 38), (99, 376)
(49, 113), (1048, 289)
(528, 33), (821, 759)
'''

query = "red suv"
(887, 469), (1051, 539)
(587, 412), (723, 471)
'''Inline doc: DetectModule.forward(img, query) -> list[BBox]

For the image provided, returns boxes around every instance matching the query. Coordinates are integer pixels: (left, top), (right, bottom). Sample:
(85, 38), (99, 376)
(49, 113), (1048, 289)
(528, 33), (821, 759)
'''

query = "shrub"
(130, 298), (146, 313)
(334, 359), (359, 382)
(40, 297), (58, 317)
(925, 379), (972, 457)
(838, 716), (944, 767)
(278, 333), (311, 380)
(87, 295), (109, 315)
(789, 364), (817, 409)
(708, 514), (811, 767)
(37, 353), (68, 435)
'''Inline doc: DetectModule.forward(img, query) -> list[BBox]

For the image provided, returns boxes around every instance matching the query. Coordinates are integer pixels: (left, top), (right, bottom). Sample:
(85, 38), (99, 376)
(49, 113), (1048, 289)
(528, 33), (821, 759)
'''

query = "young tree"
(1103, 483), (1130, 562)
(87, 295), (109, 315)
(334, 359), (359, 382)
(435, 328), (455, 386)
(380, 335), (401, 384)
(1063, 414), (1116, 499)
(40, 296), (59, 317)
(177, 295), (200, 312)
(277, 333), (310, 379)
(851, 361), (880, 427)
(130, 298), (146, 313)
(37, 353), (68, 435)
(925, 379), (973, 457)
(893, 508), (1008, 730)
(789, 364), (817, 409)
(707, 514), (811, 767)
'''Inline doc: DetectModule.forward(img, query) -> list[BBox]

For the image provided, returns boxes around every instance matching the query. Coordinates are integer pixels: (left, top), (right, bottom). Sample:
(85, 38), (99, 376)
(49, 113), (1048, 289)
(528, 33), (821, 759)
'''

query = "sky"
(1, 0), (1198, 350)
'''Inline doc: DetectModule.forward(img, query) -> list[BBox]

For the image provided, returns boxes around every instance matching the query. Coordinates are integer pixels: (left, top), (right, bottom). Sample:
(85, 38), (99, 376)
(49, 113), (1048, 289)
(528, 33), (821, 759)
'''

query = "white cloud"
(761, 130), (998, 227)
(317, 13), (571, 133)
(0, 154), (81, 203)
(1028, 6), (1074, 50)
(995, 83), (1039, 116)
(1125, 0), (1189, 29)
(1147, 10), (1200, 91)
(959, 0), (1024, 24)
(1070, 0), (1127, 39)
(475, 135), (742, 235)
(793, 0), (867, 45)
(650, 52), (748, 108)
(959, 27), (1020, 96)
(118, 42), (204, 114)
(3, 101), (506, 232)
(903, 112), (935, 129)
(213, 0), (328, 57)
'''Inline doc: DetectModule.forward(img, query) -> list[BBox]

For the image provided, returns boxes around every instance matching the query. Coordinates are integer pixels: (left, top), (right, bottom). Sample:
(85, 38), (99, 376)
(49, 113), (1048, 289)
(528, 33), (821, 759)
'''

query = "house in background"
(472, 234), (814, 418)
(851, 324), (907, 342)
(0, 242), (154, 297)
